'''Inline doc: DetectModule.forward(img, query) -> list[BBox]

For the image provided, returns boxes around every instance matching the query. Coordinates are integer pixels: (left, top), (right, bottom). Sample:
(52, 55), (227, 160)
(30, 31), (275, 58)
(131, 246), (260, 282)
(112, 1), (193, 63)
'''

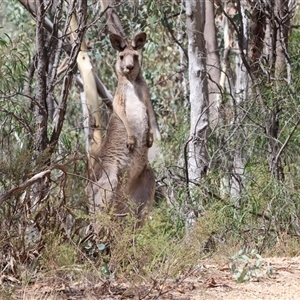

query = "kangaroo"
(88, 32), (156, 226)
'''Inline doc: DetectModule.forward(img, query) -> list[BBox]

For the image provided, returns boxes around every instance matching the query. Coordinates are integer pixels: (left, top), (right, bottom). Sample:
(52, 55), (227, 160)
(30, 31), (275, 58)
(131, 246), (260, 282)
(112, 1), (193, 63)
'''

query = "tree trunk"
(31, 0), (51, 209)
(69, 11), (102, 171)
(34, 0), (48, 153)
(267, 0), (290, 182)
(204, 0), (221, 129)
(230, 0), (249, 198)
(17, 0), (87, 212)
(248, 1), (266, 76)
(185, 0), (209, 220)
(265, 0), (292, 182)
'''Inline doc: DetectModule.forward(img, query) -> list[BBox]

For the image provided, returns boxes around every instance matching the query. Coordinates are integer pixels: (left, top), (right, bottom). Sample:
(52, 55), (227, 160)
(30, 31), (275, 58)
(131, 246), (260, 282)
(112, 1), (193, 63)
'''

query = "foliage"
(230, 249), (273, 283)
(2, 1), (300, 297)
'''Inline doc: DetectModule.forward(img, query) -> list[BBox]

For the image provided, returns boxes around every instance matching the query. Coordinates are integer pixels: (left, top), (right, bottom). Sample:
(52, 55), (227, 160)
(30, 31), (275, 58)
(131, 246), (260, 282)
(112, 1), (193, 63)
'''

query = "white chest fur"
(124, 82), (148, 145)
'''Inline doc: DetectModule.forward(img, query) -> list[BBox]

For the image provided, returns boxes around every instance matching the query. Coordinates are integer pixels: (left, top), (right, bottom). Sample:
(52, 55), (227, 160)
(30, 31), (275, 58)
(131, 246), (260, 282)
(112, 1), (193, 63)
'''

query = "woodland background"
(1, 0), (300, 296)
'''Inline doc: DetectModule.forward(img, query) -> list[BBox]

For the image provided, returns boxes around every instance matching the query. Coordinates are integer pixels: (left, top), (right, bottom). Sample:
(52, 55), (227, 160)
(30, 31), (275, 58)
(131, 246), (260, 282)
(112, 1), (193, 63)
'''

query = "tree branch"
(0, 153), (84, 206)
(163, 12), (188, 60)
(99, 0), (125, 37)
(17, 0), (113, 107)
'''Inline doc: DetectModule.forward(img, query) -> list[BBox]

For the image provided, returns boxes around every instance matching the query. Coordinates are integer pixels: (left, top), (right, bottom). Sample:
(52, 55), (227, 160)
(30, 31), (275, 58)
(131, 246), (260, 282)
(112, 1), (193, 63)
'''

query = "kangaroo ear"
(109, 33), (126, 51)
(131, 32), (147, 50)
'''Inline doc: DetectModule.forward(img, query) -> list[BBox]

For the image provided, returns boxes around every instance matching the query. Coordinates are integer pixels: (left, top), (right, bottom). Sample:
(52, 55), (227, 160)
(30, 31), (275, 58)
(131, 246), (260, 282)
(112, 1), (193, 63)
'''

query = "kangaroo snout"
(124, 63), (134, 74)
(126, 64), (134, 71)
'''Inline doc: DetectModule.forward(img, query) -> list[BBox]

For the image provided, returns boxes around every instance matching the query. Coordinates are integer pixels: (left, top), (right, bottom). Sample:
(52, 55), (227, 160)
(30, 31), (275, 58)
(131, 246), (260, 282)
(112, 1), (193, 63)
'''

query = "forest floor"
(5, 256), (300, 299)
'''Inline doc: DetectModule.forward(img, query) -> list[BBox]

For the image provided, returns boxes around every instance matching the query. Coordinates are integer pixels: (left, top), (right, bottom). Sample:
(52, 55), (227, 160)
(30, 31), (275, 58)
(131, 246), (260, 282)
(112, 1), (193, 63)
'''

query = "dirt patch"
(192, 257), (300, 300)
(5, 257), (300, 299)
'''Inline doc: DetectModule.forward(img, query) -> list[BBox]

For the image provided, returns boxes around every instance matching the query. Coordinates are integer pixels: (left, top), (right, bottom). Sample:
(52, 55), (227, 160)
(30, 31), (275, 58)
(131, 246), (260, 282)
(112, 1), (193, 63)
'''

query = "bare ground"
(4, 257), (300, 299)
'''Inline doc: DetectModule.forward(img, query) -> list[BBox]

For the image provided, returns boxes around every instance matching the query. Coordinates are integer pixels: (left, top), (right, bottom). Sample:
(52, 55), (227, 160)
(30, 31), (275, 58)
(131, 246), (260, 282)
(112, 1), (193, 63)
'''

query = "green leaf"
(236, 268), (248, 283)
(242, 255), (249, 261)
(82, 241), (92, 250)
(150, 16), (157, 27)
(97, 243), (106, 251)
(100, 263), (110, 276)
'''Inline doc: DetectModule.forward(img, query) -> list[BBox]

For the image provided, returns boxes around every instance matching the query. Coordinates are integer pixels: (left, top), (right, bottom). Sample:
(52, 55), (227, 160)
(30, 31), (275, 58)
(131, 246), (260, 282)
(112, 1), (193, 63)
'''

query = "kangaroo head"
(109, 32), (147, 79)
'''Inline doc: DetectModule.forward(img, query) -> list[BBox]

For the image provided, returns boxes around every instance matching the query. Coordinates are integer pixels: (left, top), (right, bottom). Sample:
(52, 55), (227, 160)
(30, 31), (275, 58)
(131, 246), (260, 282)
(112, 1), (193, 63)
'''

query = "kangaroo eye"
(134, 54), (139, 60)
(120, 55), (124, 60)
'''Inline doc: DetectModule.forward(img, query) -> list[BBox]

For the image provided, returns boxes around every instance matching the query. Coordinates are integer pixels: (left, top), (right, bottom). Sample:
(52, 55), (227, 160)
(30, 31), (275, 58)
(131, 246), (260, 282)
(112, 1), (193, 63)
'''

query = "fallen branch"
(0, 170), (51, 205)
(0, 153), (84, 206)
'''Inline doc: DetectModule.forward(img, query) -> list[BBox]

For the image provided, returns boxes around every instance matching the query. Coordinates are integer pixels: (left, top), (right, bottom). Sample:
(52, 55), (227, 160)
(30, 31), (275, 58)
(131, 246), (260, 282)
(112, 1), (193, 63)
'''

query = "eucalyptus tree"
(185, 0), (209, 222)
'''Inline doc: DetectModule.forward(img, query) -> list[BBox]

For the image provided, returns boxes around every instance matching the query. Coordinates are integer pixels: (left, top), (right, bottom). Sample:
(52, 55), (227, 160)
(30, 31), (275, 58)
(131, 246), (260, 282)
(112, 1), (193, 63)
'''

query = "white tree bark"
(69, 12), (102, 170)
(230, 0), (248, 198)
(204, 0), (221, 129)
(185, 0), (209, 221)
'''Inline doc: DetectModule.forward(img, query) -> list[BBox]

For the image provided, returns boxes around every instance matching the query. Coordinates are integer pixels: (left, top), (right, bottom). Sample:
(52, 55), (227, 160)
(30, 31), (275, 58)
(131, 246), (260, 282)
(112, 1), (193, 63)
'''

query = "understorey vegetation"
(1, 0), (300, 296)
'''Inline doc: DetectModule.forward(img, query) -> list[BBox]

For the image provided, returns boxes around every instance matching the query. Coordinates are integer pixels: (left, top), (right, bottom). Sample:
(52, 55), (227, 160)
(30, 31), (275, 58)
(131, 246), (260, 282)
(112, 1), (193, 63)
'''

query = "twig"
(163, 12), (188, 60)
(275, 117), (300, 165)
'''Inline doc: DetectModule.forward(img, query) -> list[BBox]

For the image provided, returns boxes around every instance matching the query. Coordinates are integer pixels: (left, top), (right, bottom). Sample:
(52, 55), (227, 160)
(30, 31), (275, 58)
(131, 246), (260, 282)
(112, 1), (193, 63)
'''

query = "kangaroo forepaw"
(126, 135), (136, 151)
(147, 132), (154, 148)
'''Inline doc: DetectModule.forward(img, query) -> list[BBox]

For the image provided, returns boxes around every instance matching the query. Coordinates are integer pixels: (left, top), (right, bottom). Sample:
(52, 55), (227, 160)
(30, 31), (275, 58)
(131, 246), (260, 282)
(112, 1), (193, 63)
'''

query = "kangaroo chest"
(123, 82), (148, 139)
